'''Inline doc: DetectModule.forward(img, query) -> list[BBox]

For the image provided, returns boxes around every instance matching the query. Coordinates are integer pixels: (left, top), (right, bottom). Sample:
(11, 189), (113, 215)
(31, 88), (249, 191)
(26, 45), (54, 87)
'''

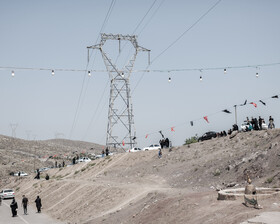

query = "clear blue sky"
(0, 0), (279, 148)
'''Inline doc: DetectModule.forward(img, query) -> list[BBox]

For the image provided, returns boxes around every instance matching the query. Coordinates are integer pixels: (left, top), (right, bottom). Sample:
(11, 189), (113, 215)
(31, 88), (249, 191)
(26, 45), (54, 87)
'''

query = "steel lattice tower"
(87, 33), (150, 150)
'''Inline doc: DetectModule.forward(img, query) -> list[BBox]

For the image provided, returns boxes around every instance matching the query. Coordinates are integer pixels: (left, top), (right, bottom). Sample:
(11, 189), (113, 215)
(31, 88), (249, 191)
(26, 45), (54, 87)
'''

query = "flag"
(203, 116), (209, 123)
(145, 134), (148, 139)
(122, 141), (125, 146)
(259, 100), (266, 106)
(222, 109), (231, 113)
(171, 127), (175, 132)
(272, 95), (279, 98)
(190, 121), (193, 126)
(240, 100), (247, 106)
(250, 102), (257, 107)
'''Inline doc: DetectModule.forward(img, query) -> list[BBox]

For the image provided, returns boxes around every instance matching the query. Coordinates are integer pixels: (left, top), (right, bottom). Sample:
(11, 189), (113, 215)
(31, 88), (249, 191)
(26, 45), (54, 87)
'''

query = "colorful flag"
(171, 127), (175, 132)
(250, 102), (257, 107)
(203, 116), (209, 123)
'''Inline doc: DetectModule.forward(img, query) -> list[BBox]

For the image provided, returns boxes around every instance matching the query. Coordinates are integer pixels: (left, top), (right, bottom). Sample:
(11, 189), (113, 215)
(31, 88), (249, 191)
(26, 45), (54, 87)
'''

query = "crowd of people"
(242, 115), (275, 132)
(214, 116), (275, 139)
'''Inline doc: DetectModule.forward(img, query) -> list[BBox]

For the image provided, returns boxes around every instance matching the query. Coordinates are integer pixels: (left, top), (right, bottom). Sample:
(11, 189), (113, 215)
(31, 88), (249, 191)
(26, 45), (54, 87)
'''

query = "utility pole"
(10, 123), (18, 138)
(26, 130), (32, 140)
(234, 105), (237, 125)
(87, 33), (150, 150)
(55, 133), (64, 139)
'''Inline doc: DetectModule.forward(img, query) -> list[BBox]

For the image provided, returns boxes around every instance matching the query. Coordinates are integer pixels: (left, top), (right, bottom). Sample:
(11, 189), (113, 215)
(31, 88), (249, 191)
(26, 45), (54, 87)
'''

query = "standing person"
(165, 138), (170, 148)
(269, 116), (275, 129)
(62, 160), (65, 167)
(72, 157), (76, 165)
(35, 196), (42, 213)
(10, 198), (18, 217)
(22, 195), (28, 215)
(102, 149), (105, 157)
(158, 148), (162, 158)
(159, 139), (164, 149)
(105, 147), (109, 156)
(258, 116), (263, 130)
(36, 169), (40, 179)
(0, 195), (2, 206)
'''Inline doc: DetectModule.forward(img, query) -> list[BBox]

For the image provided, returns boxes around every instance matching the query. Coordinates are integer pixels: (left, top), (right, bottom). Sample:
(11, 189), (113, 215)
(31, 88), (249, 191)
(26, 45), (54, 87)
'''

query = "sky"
(0, 0), (279, 148)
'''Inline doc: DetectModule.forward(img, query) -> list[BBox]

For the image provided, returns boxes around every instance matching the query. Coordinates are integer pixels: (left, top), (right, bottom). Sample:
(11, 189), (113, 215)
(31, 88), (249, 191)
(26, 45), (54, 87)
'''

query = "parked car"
(198, 131), (217, 141)
(0, 189), (15, 199)
(126, 147), (142, 152)
(39, 167), (50, 172)
(95, 152), (113, 158)
(13, 171), (28, 177)
(77, 157), (91, 163)
(142, 144), (161, 151)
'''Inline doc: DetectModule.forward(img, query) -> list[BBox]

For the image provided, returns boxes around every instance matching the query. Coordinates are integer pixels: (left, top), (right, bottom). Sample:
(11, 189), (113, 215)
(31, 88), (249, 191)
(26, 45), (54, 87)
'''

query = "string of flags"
(141, 94), (279, 140)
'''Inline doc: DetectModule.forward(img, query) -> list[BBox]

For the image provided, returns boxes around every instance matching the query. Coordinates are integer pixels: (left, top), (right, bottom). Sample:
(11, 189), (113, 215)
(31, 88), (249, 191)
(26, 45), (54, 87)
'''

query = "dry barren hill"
(1, 129), (280, 224)
(0, 135), (104, 187)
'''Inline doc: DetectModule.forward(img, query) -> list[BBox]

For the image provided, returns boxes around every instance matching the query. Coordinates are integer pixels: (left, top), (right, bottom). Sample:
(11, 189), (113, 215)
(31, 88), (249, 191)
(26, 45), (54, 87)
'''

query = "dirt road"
(0, 198), (64, 224)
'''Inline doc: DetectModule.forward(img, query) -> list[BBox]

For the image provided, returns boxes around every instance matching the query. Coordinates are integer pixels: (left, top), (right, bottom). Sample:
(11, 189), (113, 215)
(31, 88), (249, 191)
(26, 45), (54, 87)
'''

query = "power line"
(151, 0), (223, 64)
(115, 0), (158, 65)
(131, 0), (223, 95)
(2, 62), (280, 74)
(137, 0), (166, 36)
(69, 0), (116, 139)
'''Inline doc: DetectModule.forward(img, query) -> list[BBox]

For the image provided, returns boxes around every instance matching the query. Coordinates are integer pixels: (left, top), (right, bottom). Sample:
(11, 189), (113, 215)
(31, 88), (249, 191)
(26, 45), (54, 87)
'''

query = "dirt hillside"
(1, 129), (280, 223)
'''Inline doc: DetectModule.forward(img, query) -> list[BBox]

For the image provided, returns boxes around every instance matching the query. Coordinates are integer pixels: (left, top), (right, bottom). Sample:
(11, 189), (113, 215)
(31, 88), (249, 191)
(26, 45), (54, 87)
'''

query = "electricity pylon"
(10, 123), (18, 138)
(87, 33), (150, 150)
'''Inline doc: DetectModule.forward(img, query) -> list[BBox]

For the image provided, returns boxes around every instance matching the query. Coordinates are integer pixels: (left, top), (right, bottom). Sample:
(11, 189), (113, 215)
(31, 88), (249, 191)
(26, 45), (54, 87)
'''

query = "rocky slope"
(1, 129), (280, 223)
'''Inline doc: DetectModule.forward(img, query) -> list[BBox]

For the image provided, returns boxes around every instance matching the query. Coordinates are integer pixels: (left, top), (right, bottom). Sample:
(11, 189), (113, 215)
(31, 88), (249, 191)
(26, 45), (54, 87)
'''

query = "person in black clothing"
(105, 147), (109, 156)
(258, 116), (263, 130)
(72, 157), (76, 165)
(10, 198), (18, 217)
(34, 169), (40, 179)
(45, 173), (50, 180)
(165, 138), (170, 148)
(159, 139), (164, 149)
(232, 124), (239, 131)
(35, 196), (42, 213)
(22, 195), (28, 215)
(269, 116), (275, 129)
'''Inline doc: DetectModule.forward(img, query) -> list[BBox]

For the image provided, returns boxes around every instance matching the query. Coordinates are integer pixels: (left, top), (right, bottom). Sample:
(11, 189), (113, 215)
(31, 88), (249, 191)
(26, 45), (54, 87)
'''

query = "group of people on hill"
(214, 116), (275, 138)
(55, 160), (65, 168)
(101, 147), (110, 157)
(34, 169), (49, 180)
(10, 195), (42, 217)
(243, 115), (275, 132)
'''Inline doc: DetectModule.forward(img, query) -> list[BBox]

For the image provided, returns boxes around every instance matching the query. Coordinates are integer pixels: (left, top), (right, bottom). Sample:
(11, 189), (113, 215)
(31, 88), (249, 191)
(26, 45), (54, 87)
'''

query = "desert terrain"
(1, 129), (280, 223)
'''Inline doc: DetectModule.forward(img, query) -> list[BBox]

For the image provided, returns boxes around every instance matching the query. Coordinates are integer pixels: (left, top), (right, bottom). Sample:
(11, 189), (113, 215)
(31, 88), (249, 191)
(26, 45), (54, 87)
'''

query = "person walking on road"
(22, 195), (28, 215)
(10, 198), (18, 217)
(35, 196), (42, 213)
